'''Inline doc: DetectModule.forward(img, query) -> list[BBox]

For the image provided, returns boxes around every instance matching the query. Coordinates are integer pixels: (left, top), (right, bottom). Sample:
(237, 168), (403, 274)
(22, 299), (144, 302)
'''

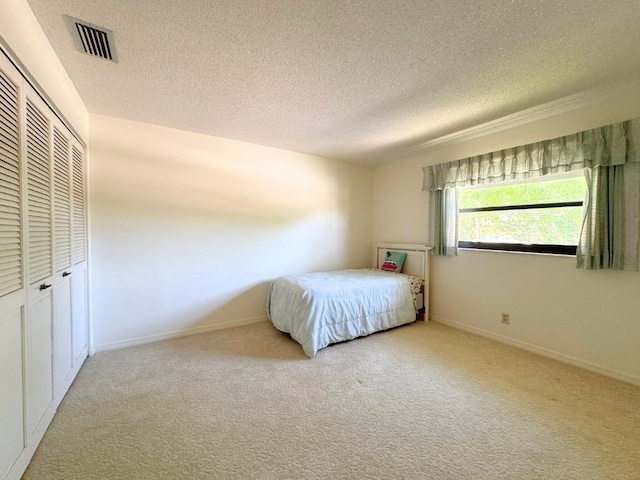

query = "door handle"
(62, 271), (72, 277)
(39, 283), (52, 291)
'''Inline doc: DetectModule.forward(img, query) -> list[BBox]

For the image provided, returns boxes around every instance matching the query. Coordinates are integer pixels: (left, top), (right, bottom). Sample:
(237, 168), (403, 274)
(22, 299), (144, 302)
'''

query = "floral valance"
(422, 118), (640, 191)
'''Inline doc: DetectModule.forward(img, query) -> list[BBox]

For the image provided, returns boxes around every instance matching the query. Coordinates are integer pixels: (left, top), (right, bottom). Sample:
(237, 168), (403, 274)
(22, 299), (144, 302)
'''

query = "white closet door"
(0, 65), (22, 298)
(0, 56), (25, 480)
(70, 140), (88, 364)
(0, 47), (89, 480)
(25, 92), (54, 437)
(52, 125), (73, 394)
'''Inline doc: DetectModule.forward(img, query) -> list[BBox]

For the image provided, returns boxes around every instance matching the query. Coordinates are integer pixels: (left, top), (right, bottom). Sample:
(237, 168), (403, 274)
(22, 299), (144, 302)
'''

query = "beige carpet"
(24, 321), (640, 480)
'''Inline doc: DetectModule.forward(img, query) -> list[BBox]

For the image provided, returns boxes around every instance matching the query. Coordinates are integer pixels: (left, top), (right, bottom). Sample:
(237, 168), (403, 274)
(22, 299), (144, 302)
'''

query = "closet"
(0, 50), (88, 480)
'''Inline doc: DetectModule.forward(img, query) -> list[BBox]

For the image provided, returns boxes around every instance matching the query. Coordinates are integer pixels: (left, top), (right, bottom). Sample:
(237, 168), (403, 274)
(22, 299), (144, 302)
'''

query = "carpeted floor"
(24, 320), (640, 480)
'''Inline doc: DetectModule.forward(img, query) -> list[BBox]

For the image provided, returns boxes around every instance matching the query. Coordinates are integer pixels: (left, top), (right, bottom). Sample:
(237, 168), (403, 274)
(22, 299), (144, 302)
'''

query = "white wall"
(90, 114), (373, 350)
(0, 0), (88, 140)
(373, 86), (640, 385)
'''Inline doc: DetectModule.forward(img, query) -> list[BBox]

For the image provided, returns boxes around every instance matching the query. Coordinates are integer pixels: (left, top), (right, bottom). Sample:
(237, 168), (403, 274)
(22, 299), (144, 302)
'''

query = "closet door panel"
(0, 306), (25, 480)
(53, 128), (71, 272)
(0, 64), (22, 298)
(71, 262), (88, 363)
(26, 288), (53, 435)
(53, 279), (72, 392)
(25, 97), (52, 285)
(71, 144), (85, 265)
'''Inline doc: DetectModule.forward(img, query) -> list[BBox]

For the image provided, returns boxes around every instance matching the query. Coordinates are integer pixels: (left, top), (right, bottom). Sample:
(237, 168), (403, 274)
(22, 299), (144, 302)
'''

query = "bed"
(266, 243), (430, 357)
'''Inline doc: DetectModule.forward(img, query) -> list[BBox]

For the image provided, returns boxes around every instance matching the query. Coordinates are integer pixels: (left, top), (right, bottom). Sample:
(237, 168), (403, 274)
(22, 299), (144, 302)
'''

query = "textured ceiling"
(25, 0), (640, 165)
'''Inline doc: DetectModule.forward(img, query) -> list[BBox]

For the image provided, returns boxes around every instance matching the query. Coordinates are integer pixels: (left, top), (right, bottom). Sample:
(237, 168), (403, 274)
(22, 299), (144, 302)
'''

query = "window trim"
(459, 200), (583, 214)
(458, 241), (577, 255)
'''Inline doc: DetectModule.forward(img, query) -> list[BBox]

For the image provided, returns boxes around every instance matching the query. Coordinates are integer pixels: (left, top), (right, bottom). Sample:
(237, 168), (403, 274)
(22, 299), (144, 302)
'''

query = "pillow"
(381, 251), (407, 272)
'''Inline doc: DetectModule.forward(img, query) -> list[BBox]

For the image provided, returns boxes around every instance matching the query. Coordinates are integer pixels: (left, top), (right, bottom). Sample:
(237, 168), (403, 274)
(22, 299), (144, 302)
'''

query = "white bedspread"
(266, 269), (416, 357)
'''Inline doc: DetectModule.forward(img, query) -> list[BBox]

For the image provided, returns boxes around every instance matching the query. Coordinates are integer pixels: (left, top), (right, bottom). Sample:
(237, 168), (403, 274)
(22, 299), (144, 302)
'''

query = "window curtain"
(577, 161), (640, 270)
(422, 118), (640, 270)
(429, 188), (459, 256)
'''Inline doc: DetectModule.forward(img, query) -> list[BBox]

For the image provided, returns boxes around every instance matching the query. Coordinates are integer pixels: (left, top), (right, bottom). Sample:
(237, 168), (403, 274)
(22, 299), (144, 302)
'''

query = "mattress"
(267, 268), (418, 357)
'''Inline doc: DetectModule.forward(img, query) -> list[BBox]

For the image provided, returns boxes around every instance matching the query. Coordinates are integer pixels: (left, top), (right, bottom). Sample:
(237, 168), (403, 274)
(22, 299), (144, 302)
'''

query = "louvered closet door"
(0, 64), (22, 298)
(70, 139), (88, 365)
(0, 54), (26, 480)
(52, 125), (73, 395)
(25, 91), (54, 437)
(0, 47), (90, 480)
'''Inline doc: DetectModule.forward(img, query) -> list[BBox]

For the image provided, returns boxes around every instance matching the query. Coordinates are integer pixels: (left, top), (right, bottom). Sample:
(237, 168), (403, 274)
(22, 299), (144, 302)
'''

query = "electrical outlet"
(501, 313), (510, 325)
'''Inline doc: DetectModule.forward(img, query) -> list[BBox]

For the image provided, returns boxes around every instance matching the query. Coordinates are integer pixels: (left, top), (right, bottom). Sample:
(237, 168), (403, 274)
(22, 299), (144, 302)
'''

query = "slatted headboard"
(373, 243), (430, 280)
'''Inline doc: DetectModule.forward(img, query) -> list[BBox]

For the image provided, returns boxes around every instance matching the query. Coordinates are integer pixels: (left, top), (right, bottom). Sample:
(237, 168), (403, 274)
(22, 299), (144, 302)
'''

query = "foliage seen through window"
(458, 175), (585, 254)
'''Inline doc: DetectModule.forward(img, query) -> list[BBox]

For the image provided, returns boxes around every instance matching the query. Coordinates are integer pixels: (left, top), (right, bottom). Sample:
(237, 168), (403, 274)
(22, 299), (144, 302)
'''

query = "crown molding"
(405, 78), (640, 156)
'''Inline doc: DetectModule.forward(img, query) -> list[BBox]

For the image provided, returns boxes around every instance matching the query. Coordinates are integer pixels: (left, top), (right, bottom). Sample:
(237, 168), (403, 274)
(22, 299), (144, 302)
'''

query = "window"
(458, 174), (585, 255)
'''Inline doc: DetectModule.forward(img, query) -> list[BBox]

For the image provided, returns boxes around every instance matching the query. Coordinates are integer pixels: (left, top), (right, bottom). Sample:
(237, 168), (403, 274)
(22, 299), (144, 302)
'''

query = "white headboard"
(373, 243), (431, 281)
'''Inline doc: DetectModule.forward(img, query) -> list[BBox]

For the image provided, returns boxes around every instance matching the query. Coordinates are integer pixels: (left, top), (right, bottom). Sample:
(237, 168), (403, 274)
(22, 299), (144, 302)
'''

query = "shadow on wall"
(89, 116), (373, 347)
(90, 120), (347, 224)
(146, 282), (307, 360)
(191, 281), (272, 327)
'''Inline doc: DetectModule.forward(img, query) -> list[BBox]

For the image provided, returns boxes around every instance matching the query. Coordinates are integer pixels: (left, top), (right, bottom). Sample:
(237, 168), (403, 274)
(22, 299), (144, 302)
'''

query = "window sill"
(457, 247), (576, 259)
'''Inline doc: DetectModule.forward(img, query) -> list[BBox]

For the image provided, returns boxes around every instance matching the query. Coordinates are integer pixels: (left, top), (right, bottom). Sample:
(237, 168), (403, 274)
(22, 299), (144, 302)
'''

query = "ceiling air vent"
(66, 16), (118, 62)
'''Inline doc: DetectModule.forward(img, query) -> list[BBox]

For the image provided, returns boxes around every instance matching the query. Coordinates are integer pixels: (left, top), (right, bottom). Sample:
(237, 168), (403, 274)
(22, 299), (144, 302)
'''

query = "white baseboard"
(430, 315), (640, 387)
(94, 316), (268, 353)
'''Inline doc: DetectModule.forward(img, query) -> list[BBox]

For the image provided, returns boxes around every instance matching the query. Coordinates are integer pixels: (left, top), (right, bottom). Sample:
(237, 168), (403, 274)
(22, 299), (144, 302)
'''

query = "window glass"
(458, 175), (585, 252)
(459, 176), (585, 209)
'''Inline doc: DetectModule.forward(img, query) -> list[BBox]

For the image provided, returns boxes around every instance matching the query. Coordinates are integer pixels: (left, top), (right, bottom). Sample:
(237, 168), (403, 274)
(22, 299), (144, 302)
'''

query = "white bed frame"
(373, 243), (431, 314)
